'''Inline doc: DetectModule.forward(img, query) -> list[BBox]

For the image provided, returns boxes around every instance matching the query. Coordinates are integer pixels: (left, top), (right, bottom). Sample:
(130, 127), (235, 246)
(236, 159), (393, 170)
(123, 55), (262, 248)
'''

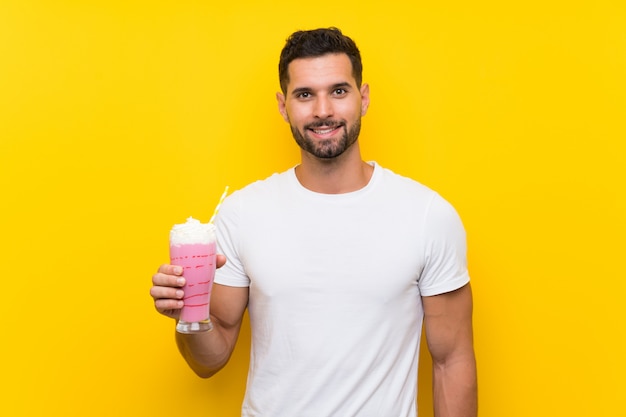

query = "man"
(151, 27), (477, 416)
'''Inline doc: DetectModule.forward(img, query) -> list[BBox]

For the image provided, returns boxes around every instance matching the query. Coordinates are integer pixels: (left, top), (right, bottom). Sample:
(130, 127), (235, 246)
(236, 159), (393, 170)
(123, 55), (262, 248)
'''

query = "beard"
(290, 118), (362, 159)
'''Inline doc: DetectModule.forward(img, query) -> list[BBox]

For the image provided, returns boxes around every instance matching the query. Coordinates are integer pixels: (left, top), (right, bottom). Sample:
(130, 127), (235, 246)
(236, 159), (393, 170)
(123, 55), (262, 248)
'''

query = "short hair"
(278, 27), (363, 94)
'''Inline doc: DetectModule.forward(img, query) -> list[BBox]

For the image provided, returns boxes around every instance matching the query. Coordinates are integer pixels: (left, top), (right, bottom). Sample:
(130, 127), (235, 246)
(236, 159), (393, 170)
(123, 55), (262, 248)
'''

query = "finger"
(154, 298), (184, 314)
(149, 285), (184, 302)
(216, 254), (227, 269)
(152, 271), (185, 287)
(157, 264), (184, 276)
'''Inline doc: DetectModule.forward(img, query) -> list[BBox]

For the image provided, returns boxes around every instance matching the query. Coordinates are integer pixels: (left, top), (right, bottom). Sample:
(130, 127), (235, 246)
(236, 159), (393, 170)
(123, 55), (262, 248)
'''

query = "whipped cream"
(170, 217), (215, 246)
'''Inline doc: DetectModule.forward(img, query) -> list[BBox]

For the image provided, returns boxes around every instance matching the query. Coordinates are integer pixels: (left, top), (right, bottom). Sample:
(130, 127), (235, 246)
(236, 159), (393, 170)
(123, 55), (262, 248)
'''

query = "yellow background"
(1, 1), (625, 416)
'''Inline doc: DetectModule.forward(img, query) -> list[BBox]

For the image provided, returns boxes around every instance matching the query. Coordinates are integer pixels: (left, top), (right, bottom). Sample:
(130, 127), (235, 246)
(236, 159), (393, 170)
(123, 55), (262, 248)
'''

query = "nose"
(313, 95), (333, 119)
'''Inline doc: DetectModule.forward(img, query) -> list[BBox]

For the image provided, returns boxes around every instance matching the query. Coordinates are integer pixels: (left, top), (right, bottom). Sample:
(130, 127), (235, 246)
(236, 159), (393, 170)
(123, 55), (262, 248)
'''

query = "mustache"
(305, 120), (345, 130)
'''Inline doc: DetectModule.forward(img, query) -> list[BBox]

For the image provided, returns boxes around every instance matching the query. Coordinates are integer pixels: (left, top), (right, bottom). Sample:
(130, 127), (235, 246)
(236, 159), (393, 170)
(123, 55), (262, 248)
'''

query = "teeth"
(313, 128), (334, 134)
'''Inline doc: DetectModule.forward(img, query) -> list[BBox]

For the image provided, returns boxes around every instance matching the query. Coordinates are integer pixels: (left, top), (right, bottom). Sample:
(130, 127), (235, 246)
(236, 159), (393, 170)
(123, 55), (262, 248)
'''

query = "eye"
(333, 88), (347, 96)
(296, 91), (312, 99)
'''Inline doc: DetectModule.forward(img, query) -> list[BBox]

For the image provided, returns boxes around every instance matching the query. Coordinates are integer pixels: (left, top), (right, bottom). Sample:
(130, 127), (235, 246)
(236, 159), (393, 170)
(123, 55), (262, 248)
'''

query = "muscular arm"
(423, 283), (477, 417)
(175, 283), (249, 378)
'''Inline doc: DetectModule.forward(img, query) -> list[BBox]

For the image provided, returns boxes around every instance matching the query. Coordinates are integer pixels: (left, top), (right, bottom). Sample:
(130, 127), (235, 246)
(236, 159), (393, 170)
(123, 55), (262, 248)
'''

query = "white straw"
(209, 185), (229, 224)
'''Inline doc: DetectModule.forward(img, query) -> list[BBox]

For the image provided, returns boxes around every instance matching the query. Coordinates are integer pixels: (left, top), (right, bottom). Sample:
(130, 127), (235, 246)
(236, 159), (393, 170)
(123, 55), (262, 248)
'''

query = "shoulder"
(236, 169), (291, 194)
(373, 163), (440, 206)
(223, 169), (292, 203)
(216, 169), (295, 223)
(373, 163), (464, 226)
(375, 164), (434, 193)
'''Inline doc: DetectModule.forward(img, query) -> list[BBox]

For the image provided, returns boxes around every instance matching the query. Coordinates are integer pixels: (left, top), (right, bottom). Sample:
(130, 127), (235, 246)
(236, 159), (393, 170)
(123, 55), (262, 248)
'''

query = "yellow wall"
(1, 1), (625, 416)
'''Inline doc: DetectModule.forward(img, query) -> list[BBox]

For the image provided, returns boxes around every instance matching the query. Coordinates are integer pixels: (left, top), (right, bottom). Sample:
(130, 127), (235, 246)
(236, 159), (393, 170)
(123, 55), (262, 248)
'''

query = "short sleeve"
(214, 192), (251, 287)
(418, 193), (470, 296)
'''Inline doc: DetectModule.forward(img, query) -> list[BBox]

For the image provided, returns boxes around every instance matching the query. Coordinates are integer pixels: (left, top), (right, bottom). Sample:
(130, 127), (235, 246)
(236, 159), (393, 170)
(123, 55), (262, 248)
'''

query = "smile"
(306, 122), (344, 136)
(312, 127), (337, 135)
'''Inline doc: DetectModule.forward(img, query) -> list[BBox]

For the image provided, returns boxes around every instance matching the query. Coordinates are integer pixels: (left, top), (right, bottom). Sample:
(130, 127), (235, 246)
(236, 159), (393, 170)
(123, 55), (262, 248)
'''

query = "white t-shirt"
(214, 162), (470, 417)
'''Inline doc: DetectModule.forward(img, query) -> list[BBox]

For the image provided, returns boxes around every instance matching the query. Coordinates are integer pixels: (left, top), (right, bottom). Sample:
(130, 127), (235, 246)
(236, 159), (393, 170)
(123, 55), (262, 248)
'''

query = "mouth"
(311, 127), (338, 135)
(306, 122), (344, 137)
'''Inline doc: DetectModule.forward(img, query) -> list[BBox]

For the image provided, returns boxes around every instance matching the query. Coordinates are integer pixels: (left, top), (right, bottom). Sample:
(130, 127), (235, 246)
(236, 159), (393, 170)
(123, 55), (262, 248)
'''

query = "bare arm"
(175, 282), (248, 377)
(151, 258), (249, 378)
(423, 283), (477, 417)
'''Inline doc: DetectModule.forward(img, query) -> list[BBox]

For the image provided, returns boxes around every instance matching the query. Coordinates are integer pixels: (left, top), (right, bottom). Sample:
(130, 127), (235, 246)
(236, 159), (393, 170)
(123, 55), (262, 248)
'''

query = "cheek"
(285, 105), (309, 125)
(337, 100), (362, 119)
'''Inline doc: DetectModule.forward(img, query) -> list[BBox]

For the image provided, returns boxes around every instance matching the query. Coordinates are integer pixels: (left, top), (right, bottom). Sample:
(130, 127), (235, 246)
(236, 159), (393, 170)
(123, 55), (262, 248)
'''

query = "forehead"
(286, 53), (355, 91)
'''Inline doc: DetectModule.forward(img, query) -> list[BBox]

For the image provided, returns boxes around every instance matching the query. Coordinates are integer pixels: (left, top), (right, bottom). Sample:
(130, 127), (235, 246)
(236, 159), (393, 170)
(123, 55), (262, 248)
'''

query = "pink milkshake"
(170, 217), (216, 333)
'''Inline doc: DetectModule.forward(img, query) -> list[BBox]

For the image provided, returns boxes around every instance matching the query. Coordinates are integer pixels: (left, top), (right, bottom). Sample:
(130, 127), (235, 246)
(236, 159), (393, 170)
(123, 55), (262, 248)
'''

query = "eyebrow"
(290, 82), (353, 97)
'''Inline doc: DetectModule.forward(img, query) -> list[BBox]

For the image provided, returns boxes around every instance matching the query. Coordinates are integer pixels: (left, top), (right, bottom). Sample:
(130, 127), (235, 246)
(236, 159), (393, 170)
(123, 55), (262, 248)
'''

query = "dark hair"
(278, 27), (363, 93)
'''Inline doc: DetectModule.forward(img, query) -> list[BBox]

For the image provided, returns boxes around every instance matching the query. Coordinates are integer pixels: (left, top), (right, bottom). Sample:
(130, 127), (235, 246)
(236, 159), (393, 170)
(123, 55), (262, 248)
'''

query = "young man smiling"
(277, 51), (372, 193)
(151, 27), (477, 417)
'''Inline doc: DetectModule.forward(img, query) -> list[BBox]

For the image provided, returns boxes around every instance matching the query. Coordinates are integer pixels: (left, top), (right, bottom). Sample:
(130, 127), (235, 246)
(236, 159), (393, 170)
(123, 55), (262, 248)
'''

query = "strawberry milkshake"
(170, 217), (216, 333)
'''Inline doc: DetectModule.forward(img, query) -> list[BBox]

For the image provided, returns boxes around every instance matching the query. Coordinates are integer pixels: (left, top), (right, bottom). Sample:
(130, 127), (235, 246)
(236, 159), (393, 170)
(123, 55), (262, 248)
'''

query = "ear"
(276, 92), (289, 123)
(360, 83), (370, 116)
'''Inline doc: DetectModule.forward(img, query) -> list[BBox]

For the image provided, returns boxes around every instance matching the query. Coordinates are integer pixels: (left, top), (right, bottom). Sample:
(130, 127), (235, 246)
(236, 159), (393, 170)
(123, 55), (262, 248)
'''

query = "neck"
(295, 144), (373, 194)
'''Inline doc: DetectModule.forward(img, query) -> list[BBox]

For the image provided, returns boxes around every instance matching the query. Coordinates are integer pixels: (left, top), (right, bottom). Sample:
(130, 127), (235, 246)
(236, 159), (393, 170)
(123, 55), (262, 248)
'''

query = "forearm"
(432, 353), (477, 417)
(172, 283), (248, 378)
(175, 316), (241, 378)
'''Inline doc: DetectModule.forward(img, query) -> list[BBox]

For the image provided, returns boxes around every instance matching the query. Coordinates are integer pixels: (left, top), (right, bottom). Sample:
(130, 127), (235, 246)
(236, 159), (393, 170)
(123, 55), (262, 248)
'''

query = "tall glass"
(169, 217), (216, 333)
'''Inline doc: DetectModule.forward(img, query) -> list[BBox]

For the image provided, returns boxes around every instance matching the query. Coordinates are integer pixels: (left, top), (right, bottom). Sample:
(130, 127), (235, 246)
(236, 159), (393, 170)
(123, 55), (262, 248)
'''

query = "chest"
(239, 201), (425, 308)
